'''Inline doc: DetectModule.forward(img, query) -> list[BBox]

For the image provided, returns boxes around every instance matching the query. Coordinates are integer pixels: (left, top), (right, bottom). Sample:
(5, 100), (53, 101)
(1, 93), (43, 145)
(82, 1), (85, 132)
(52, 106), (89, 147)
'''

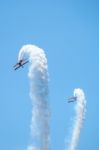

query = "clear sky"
(0, 0), (99, 150)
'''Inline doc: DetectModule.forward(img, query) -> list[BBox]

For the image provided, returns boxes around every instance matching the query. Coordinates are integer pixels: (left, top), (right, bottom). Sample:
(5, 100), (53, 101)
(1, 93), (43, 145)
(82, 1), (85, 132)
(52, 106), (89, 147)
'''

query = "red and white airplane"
(13, 59), (29, 70)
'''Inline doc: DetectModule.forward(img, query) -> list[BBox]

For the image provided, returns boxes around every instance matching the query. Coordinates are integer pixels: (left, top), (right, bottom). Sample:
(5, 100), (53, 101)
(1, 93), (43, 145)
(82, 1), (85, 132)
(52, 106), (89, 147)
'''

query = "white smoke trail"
(18, 45), (50, 150)
(66, 88), (86, 150)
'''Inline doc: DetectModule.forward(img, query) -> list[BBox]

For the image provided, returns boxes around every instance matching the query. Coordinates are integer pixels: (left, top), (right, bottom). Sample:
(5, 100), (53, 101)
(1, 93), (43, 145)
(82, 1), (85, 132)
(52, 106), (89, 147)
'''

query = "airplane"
(67, 96), (77, 103)
(13, 59), (29, 70)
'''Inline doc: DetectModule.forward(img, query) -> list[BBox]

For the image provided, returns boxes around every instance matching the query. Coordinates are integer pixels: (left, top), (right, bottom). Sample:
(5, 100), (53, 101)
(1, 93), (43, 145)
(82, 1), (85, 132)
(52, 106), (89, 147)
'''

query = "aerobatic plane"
(67, 96), (77, 103)
(13, 59), (29, 70)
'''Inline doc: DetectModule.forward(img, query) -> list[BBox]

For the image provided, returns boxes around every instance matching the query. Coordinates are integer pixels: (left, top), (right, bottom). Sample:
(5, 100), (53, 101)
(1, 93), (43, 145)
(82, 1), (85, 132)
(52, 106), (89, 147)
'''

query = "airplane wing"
(68, 100), (75, 103)
(14, 65), (21, 70)
(14, 60), (29, 70)
(21, 60), (29, 66)
(13, 63), (19, 68)
(67, 96), (77, 103)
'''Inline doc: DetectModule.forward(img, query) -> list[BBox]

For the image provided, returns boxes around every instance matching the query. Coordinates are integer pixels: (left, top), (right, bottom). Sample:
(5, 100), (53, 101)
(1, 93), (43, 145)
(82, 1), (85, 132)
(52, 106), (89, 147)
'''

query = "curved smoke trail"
(66, 88), (86, 150)
(18, 45), (50, 150)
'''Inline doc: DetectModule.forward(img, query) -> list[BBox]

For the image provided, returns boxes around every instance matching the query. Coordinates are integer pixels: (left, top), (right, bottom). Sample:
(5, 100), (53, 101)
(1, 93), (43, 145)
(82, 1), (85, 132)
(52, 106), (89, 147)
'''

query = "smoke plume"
(18, 45), (50, 150)
(66, 88), (86, 150)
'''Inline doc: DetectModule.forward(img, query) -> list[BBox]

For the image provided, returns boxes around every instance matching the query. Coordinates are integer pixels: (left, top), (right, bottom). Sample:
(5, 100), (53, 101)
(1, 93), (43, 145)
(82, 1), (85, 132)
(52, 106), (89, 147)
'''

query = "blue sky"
(0, 0), (99, 150)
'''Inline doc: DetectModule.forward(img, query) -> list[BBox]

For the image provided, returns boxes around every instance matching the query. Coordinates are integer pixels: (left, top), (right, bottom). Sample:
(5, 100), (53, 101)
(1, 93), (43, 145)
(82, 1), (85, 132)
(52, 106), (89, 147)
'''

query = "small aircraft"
(67, 96), (77, 103)
(13, 59), (29, 70)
